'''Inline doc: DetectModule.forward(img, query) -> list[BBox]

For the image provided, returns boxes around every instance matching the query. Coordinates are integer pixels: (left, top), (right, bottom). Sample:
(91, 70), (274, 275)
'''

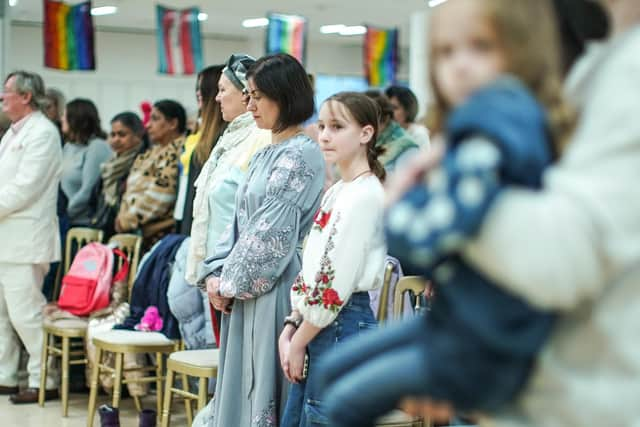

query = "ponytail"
(368, 143), (386, 182)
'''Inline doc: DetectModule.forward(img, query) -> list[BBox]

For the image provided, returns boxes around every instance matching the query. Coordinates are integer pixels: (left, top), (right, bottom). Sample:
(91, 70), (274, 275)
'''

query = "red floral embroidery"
(312, 209), (332, 231)
(292, 275), (308, 293)
(292, 213), (344, 313)
(322, 288), (343, 308)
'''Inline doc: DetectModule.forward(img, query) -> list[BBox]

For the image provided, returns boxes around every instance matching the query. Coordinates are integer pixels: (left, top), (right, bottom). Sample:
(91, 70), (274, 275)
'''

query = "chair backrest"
(107, 233), (143, 299)
(393, 276), (429, 320)
(376, 260), (397, 322)
(54, 227), (104, 300)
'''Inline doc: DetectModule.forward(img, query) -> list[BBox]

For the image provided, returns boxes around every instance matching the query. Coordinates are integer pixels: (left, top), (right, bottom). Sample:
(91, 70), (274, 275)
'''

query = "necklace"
(348, 169), (372, 182)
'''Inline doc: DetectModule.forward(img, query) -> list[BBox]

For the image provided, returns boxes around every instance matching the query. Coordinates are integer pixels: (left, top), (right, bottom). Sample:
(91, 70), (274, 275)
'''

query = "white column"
(409, 10), (430, 121)
(0, 0), (9, 79)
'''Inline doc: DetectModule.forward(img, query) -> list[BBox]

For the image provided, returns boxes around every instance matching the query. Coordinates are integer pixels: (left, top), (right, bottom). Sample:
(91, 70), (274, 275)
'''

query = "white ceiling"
(8, 0), (431, 46)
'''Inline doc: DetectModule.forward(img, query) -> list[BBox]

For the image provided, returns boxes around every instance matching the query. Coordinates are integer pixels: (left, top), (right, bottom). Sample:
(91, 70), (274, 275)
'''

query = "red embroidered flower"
(322, 288), (343, 308)
(321, 274), (329, 284)
(313, 210), (332, 230)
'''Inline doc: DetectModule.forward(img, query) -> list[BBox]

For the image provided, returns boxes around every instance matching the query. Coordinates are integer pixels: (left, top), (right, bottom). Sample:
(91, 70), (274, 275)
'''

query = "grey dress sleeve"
(201, 141), (324, 299)
(66, 138), (112, 220)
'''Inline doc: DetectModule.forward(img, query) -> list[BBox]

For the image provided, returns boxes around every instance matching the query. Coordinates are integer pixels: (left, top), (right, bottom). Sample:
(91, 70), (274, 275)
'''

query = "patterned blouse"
(291, 174), (386, 327)
(117, 136), (183, 230)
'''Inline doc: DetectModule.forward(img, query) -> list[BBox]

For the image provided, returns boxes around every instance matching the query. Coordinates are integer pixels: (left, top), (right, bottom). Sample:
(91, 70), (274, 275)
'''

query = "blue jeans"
(317, 315), (430, 427)
(281, 292), (377, 427)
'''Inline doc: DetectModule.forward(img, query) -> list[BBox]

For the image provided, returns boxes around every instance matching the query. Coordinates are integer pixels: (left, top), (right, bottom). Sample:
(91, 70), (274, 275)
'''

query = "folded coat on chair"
(114, 234), (186, 339)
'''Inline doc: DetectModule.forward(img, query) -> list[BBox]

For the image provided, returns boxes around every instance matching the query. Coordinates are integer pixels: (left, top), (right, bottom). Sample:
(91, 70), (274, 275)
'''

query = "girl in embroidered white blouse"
(279, 92), (388, 426)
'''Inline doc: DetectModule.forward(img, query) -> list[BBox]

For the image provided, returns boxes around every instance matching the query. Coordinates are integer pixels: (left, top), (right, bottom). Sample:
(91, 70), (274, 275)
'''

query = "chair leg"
(182, 373), (193, 425)
(38, 331), (49, 407)
(87, 346), (102, 427)
(156, 352), (164, 423)
(197, 376), (208, 411)
(161, 367), (174, 427)
(61, 336), (70, 417)
(112, 352), (124, 408)
(133, 395), (143, 412)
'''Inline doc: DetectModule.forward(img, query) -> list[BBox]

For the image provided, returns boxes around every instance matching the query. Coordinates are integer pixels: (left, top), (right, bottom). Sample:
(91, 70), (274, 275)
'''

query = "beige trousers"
(0, 262), (54, 389)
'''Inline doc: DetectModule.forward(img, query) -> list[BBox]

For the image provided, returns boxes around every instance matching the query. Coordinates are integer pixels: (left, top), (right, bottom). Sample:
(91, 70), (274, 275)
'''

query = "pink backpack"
(57, 243), (129, 316)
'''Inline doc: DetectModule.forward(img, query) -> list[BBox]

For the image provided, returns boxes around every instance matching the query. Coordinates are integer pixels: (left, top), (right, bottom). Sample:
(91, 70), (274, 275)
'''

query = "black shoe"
(99, 404), (121, 427)
(0, 385), (18, 395)
(138, 409), (157, 427)
(9, 387), (59, 404)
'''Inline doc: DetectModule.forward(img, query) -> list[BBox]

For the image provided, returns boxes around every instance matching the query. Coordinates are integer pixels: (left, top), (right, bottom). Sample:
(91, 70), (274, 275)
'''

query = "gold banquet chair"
(393, 276), (430, 320)
(376, 260), (397, 322)
(161, 348), (219, 427)
(39, 227), (104, 416)
(86, 235), (177, 427)
(375, 276), (432, 427)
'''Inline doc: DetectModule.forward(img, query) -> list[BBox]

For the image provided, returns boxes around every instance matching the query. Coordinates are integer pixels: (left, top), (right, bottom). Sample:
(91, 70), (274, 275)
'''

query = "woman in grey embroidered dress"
(194, 53), (325, 427)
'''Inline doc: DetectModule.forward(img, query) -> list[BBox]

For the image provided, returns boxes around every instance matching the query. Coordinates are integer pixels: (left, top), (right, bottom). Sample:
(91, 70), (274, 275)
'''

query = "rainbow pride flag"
(44, 0), (95, 71)
(364, 26), (399, 87)
(156, 5), (203, 75)
(266, 13), (307, 65)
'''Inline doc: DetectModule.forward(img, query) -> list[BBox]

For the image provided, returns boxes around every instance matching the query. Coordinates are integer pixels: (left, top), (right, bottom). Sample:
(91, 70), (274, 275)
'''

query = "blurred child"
(318, 0), (575, 425)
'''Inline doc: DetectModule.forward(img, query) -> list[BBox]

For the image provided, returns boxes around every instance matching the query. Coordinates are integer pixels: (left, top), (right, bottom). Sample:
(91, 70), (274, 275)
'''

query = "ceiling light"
(320, 24), (367, 36)
(428, 0), (449, 7)
(198, 12), (208, 21)
(242, 18), (269, 28)
(9, 0), (18, 6)
(320, 24), (346, 34)
(91, 6), (117, 16)
(340, 25), (366, 36)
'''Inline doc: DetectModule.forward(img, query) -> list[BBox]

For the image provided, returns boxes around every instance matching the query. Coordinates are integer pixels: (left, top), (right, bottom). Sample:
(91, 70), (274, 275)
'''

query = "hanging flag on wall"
(265, 13), (308, 65)
(156, 5), (204, 75)
(364, 26), (399, 87)
(44, 0), (95, 71)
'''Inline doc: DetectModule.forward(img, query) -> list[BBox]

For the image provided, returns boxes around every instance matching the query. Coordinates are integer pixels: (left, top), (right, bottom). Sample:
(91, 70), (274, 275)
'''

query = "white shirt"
(291, 175), (386, 328)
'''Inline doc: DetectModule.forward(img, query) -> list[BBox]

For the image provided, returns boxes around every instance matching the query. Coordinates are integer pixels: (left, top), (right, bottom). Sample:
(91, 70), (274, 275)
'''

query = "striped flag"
(364, 26), (399, 87)
(156, 5), (203, 75)
(266, 13), (307, 65)
(44, 0), (95, 71)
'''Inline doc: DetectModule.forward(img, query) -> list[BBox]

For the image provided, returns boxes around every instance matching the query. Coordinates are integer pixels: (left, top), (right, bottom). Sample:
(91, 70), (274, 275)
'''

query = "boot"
(138, 409), (157, 427)
(99, 404), (120, 427)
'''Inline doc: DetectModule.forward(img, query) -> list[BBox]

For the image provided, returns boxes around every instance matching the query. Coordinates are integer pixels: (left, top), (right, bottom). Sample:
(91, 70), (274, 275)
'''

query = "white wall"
(8, 22), (409, 124)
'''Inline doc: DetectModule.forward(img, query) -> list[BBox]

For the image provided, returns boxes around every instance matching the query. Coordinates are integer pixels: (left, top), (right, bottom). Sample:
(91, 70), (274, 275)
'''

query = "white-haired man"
(0, 70), (61, 403)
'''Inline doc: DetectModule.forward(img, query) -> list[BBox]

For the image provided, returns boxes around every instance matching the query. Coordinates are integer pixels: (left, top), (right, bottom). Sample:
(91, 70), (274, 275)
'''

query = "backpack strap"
(112, 248), (130, 283)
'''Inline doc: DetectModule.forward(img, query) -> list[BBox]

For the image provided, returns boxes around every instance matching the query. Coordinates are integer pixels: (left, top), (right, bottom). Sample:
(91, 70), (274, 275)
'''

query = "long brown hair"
(65, 98), (107, 144)
(427, 0), (575, 157)
(193, 65), (227, 167)
(324, 92), (386, 182)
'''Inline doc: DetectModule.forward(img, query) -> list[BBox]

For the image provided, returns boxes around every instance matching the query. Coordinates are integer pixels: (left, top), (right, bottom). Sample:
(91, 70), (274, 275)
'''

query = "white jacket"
(465, 26), (640, 427)
(0, 111), (62, 264)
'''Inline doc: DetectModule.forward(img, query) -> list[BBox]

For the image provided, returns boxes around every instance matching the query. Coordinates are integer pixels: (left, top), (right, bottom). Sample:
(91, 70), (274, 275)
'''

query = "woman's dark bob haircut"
(246, 53), (314, 133)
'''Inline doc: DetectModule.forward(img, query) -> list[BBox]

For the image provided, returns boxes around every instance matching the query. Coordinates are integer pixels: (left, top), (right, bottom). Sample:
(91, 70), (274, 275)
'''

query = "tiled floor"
(0, 391), (190, 427)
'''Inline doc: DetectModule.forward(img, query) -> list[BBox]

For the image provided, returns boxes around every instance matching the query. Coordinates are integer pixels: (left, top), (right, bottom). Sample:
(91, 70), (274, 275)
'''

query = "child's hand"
(286, 340), (307, 384)
(278, 325), (296, 380)
(384, 140), (445, 208)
